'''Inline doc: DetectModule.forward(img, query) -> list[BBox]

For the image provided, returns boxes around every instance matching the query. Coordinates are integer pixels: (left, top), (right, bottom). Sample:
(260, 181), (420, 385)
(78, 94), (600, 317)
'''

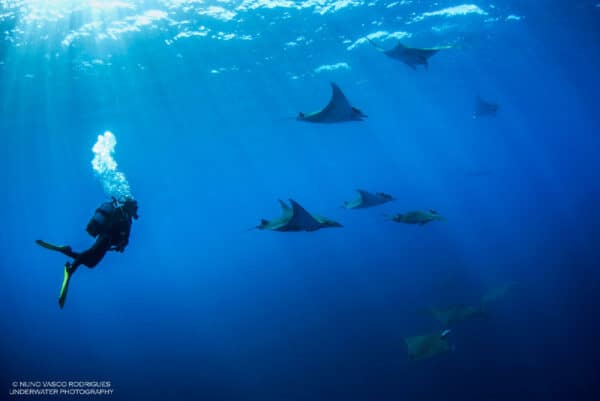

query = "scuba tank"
(86, 199), (118, 237)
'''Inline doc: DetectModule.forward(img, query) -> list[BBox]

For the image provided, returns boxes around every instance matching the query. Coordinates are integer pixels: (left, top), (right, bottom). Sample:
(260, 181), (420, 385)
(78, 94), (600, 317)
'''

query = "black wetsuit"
(60, 207), (133, 272)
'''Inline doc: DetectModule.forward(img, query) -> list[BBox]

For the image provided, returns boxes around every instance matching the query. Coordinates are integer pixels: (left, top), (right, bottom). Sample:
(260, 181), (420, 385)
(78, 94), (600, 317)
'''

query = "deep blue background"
(1, 1), (600, 400)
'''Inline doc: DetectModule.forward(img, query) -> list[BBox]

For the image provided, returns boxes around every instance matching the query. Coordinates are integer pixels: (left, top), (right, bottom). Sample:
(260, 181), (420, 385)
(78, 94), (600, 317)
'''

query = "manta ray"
(368, 39), (447, 70)
(405, 329), (452, 361)
(257, 199), (342, 232)
(429, 304), (487, 326)
(390, 209), (445, 226)
(474, 96), (499, 118)
(482, 282), (515, 305)
(297, 82), (367, 123)
(343, 189), (394, 209)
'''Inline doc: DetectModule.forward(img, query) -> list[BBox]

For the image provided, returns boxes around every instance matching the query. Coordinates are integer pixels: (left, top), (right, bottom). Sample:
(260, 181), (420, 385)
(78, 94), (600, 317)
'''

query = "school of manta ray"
(36, 39), (507, 361)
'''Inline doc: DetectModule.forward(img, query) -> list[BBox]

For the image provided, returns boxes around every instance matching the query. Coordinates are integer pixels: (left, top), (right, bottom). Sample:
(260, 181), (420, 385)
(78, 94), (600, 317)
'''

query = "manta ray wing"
(286, 199), (322, 231)
(356, 189), (383, 207)
(405, 332), (450, 361)
(278, 199), (293, 218)
(356, 189), (369, 205)
(314, 82), (354, 122)
(262, 200), (293, 230)
(385, 42), (407, 58)
(264, 215), (291, 231)
(416, 48), (440, 59)
(343, 191), (362, 209)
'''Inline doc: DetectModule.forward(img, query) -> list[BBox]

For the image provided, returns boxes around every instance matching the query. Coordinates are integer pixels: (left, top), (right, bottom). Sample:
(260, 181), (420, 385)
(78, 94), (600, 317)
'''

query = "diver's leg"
(76, 236), (111, 269)
(36, 240), (79, 259)
(57, 237), (110, 308)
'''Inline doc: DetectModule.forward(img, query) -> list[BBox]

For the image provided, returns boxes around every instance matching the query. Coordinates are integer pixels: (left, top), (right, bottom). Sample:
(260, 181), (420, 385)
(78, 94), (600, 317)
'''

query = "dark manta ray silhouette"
(389, 209), (445, 225)
(297, 82), (367, 123)
(428, 304), (487, 327)
(343, 189), (394, 209)
(367, 38), (446, 70)
(257, 199), (343, 232)
(474, 96), (499, 118)
(405, 329), (452, 361)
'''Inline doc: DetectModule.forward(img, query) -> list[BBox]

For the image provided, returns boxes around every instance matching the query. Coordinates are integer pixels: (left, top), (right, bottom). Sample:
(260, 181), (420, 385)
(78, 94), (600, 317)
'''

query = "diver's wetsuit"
(38, 200), (135, 273)
(58, 236), (109, 267)
(63, 208), (132, 273)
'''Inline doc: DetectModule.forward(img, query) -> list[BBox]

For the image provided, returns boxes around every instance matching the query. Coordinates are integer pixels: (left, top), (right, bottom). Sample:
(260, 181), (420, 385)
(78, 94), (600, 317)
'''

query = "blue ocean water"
(1, 1), (600, 400)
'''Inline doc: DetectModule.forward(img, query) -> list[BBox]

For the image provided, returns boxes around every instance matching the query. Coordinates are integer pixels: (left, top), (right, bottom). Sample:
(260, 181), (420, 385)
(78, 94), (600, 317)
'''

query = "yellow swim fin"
(58, 264), (72, 309)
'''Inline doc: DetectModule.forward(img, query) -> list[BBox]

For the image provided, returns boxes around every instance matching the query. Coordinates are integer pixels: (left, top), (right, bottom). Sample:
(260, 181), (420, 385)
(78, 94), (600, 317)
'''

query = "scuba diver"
(36, 197), (139, 308)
